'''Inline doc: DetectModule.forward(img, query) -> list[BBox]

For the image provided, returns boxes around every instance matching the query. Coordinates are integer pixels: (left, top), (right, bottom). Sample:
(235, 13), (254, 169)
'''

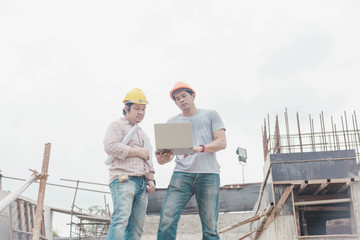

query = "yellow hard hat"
(170, 81), (195, 100)
(123, 88), (149, 104)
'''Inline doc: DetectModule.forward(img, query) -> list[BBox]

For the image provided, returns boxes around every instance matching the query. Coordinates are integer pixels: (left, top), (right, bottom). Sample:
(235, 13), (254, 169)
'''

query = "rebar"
(262, 110), (360, 164)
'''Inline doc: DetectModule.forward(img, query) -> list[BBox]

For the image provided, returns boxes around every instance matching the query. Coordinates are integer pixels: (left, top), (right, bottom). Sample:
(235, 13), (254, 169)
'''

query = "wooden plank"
(292, 190), (301, 238)
(24, 201), (30, 233)
(292, 194), (301, 236)
(252, 205), (275, 240)
(264, 185), (294, 230)
(32, 143), (51, 240)
(313, 179), (331, 195)
(253, 217), (268, 240)
(237, 229), (256, 240)
(294, 206), (301, 237)
(294, 198), (351, 206)
(274, 185), (293, 214)
(297, 193), (347, 202)
(218, 213), (263, 234)
(304, 206), (349, 211)
(9, 203), (15, 240)
(41, 213), (45, 237)
(336, 178), (355, 193)
(320, 186), (330, 195)
(300, 209), (308, 236)
(273, 177), (360, 185)
(29, 203), (35, 230)
(17, 199), (24, 240)
(297, 180), (308, 194)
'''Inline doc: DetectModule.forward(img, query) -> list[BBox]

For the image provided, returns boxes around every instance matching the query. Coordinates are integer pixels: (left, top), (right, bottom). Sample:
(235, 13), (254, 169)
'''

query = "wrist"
(147, 179), (156, 185)
(200, 145), (205, 152)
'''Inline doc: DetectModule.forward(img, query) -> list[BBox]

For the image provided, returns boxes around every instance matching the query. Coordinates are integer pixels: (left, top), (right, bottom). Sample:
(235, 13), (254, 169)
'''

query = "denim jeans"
(106, 176), (148, 240)
(157, 172), (220, 240)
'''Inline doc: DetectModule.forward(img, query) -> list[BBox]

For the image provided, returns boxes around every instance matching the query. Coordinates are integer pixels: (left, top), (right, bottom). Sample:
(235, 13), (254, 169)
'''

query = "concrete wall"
(351, 181), (360, 237)
(52, 212), (257, 240)
(142, 212), (255, 240)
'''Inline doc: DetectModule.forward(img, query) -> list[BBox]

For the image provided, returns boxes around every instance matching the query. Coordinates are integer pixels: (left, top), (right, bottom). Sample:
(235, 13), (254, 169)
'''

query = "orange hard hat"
(170, 81), (195, 100)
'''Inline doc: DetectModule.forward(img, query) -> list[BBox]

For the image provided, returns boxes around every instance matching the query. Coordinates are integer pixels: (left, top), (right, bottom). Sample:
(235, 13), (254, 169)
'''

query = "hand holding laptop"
(155, 149), (174, 165)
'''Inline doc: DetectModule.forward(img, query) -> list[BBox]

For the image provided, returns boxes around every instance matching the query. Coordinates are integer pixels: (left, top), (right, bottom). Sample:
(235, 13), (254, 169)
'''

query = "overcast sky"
(1, 0), (360, 236)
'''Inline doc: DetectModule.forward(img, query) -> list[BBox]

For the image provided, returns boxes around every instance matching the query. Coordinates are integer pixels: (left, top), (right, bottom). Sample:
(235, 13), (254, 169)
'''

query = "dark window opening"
(294, 180), (356, 237)
(297, 203), (351, 235)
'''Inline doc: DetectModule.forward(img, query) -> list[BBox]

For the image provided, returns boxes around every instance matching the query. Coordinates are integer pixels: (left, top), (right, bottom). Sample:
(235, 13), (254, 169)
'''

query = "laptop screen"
(154, 122), (194, 155)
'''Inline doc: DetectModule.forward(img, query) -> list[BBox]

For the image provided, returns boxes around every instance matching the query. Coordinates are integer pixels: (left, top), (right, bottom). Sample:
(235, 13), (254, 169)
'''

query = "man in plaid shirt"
(104, 88), (155, 240)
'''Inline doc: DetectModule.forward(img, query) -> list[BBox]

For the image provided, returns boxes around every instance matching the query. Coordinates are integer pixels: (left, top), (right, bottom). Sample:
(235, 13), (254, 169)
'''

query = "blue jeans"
(106, 176), (148, 240)
(157, 172), (220, 240)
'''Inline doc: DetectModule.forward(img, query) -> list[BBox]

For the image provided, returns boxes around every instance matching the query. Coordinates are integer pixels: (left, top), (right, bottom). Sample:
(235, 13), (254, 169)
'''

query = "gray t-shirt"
(167, 109), (225, 174)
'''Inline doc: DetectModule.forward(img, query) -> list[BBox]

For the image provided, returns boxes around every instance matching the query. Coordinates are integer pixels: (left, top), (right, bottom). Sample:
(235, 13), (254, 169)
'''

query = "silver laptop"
(154, 122), (195, 155)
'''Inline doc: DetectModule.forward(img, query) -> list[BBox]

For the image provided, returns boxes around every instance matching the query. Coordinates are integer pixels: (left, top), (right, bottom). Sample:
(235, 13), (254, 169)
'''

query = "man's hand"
(128, 147), (150, 161)
(137, 148), (150, 161)
(193, 146), (203, 153)
(182, 145), (202, 158)
(155, 149), (174, 165)
(147, 180), (156, 194)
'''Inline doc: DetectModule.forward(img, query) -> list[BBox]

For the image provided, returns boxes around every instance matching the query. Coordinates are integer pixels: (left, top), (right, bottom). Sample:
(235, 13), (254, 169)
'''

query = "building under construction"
(247, 110), (360, 239)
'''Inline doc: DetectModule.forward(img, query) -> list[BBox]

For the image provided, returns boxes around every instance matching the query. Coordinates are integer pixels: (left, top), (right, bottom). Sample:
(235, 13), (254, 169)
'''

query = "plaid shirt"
(104, 117), (155, 184)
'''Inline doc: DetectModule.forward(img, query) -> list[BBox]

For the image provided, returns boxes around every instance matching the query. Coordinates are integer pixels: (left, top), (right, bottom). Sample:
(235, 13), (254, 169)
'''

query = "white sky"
(1, 0), (360, 236)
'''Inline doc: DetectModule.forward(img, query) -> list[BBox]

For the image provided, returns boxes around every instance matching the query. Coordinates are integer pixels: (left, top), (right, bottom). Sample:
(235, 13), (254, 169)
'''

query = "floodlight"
(236, 147), (247, 163)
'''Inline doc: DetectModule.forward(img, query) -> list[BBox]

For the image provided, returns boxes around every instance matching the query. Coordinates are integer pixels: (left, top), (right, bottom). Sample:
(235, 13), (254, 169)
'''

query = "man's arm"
(127, 147), (150, 161)
(104, 121), (149, 161)
(194, 129), (226, 153)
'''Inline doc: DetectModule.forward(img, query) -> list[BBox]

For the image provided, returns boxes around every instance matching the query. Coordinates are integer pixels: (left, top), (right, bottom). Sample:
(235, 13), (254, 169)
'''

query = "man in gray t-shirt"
(156, 81), (227, 240)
